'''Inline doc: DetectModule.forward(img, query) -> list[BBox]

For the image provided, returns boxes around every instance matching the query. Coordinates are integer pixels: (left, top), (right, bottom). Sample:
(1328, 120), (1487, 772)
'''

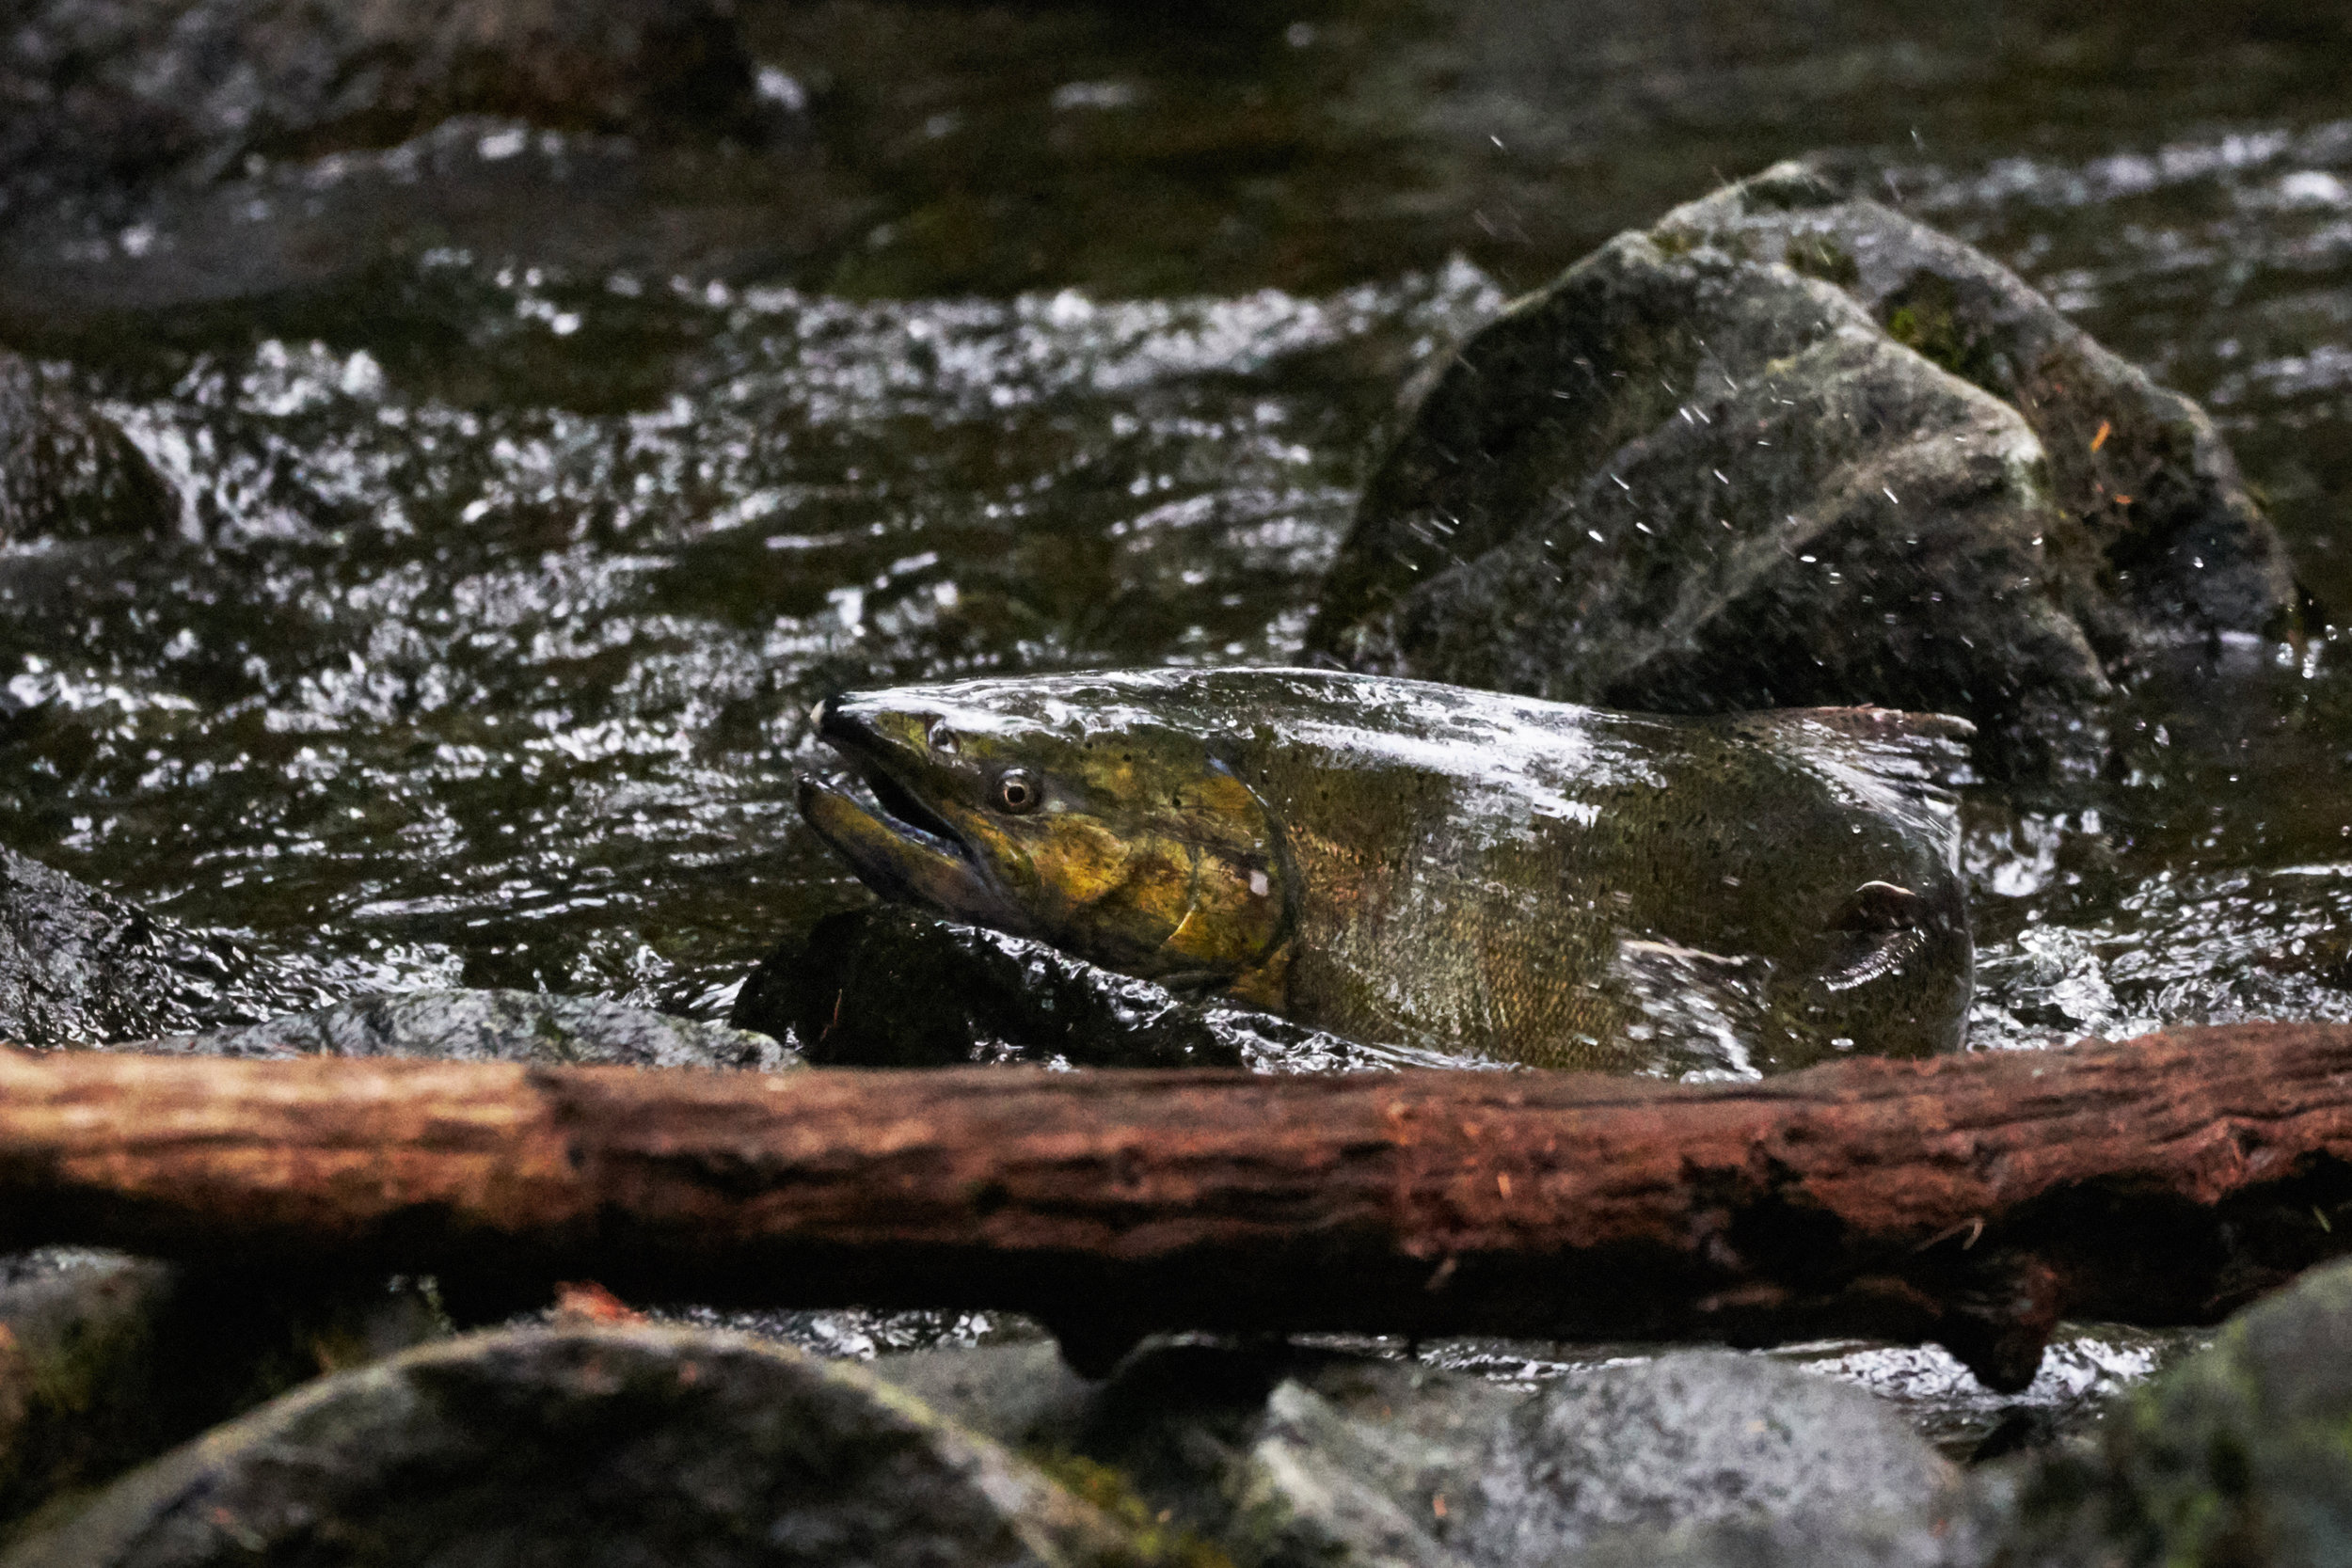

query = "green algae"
(1025, 1449), (1236, 1568)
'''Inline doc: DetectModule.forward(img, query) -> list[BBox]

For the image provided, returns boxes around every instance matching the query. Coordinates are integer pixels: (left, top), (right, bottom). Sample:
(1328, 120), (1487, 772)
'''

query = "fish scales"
(799, 668), (1973, 1074)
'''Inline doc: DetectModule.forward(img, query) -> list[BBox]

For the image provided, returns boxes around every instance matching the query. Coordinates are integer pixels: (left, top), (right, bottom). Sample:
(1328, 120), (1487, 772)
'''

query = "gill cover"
(1007, 752), (1291, 994)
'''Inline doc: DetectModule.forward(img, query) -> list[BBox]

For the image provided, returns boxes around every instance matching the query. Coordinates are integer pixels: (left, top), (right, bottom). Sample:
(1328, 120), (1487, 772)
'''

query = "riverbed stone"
(0, 1250), (443, 1543)
(1307, 162), (2299, 774)
(138, 985), (797, 1069)
(1445, 1352), (1970, 1567)
(1993, 1257), (2352, 1567)
(878, 1338), (1512, 1566)
(0, 844), (332, 1047)
(736, 905), (1449, 1072)
(0, 352), (177, 542)
(3, 1323), (1196, 1568)
(0, 0), (774, 203)
(0, 1251), (179, 1528)
(874, 1338), (1973, 1568)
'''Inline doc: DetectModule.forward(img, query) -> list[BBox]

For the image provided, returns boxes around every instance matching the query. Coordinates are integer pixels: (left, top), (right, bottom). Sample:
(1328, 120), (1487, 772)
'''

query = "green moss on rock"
(1998, 1260), (2352, 1567)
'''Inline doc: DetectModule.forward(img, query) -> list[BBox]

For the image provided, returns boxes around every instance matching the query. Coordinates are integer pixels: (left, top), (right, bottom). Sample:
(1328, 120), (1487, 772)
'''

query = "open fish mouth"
(797, 727), (1025, 932)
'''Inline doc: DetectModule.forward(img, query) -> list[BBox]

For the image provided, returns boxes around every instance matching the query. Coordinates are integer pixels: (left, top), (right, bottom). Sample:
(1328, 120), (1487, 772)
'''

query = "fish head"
(798, 677), (1291, 990)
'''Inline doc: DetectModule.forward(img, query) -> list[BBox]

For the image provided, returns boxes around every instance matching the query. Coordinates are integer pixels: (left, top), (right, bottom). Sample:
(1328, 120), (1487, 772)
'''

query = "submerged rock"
(1995, 1256), (2352, 1567)
(0, 845), (332, 1047)
(0, 844), (773, 1066)
(1308, 162), (2300, 774)
(733, 905), (1463, 1072)
(139, 986), (797, 1070)
(0, 351), (176, 541)
(875, 1338), (1976, 1568)
(6, 1323), (1198, 1567)
(0, 0), (774, 200)
(0, 838), (790, 1064)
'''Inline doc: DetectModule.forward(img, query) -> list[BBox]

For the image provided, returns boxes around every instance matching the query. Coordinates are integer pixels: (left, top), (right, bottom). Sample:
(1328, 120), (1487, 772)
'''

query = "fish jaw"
(799, 695), (1031, 931)
(797, 776), (1030, 933)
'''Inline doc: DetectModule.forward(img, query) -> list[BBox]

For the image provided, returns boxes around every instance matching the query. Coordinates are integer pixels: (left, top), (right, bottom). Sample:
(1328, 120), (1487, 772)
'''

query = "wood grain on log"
(3, 1023), (2350, 1389)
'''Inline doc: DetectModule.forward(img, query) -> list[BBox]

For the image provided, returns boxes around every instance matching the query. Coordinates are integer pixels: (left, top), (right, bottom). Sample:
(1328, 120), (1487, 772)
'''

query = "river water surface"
(0, 0), (2346, 1444)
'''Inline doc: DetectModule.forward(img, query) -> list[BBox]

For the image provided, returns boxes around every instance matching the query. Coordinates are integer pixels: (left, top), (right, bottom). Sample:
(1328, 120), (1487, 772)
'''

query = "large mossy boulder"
(1307, 162), (2300, 774)
(5, 1324), (1200, 1568)
(1994, 1258), (2352, 1567)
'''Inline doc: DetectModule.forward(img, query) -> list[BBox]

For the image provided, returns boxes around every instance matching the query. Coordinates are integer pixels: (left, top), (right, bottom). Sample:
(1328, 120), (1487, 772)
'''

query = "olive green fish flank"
(799, 668), (1973, 1073)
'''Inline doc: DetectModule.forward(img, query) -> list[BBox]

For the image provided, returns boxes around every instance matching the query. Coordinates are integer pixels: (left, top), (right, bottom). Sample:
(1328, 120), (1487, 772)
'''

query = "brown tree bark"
(3, 1022), (2351, 1389)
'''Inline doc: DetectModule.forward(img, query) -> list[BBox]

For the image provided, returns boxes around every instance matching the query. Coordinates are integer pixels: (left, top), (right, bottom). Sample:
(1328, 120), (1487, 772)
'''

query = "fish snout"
(810, 691), (859, 746)
(811, 691), (945, 765)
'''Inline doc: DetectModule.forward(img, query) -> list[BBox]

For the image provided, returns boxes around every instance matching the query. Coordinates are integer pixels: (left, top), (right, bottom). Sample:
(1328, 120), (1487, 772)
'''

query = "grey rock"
(1994, 1257), (2352, 1568)
(1576, 1511), (1992, 1568)
(141, 986), (798, 1069)
(1228, 1364), (1519, 1568)
(0, 0), (772, 200)
(870, 1338), (1099, 1451)
(5, 1323), (1176, 1568)
(737, 905), (1464, 1072)
(0, 351), (176, 542)
(0, 844), (333, 1047)
(876, 1340), (1973, 1568)
(1447, 1352), (1969, 1567)
(1308, 162), (2299, 774)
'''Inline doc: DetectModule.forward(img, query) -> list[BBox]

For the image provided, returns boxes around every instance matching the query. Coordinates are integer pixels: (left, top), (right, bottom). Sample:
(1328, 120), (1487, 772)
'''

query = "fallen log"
(3, 1023), (2351, 1389)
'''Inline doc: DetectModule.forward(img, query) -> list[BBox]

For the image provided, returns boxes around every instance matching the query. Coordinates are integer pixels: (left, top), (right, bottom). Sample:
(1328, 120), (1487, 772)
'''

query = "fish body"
(799, 667), (1973, 1072)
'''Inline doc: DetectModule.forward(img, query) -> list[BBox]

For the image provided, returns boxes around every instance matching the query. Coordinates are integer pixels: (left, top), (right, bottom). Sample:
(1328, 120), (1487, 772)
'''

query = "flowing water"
(0, 0), (2346, 1439)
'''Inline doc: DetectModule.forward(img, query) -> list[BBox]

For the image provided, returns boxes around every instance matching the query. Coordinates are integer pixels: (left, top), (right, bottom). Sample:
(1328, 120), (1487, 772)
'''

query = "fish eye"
(993, 768), (1040, 814)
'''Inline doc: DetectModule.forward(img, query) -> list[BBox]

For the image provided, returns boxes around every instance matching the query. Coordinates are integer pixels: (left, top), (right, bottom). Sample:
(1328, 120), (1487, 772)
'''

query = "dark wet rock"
(138, 986), (798, 1069)
(0, 840), (787, 1063)
(876, 1338), (1974, 1568)
(0, 1250), (440, 1543)
(0, 351), (176, 541)
(1993, 1256), (2352, 1567)
(1660, 164), (2298, 645)
(0, 0), (773, 203)
(1308, 161), (2300, 774)
(734, 905), (1454, 1072)
(0, 1251), (178, 1528)
(0, 845), (333, 1047)
(6, 1323), (1192, 1568)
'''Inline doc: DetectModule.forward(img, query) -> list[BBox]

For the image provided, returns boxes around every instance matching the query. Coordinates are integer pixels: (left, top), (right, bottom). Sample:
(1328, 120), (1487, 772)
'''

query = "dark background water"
(0, 0), (2344, 1044)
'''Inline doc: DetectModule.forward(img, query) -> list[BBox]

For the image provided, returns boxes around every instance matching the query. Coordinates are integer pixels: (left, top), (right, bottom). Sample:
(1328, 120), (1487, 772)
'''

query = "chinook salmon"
(797, 668), (1973, 1072)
